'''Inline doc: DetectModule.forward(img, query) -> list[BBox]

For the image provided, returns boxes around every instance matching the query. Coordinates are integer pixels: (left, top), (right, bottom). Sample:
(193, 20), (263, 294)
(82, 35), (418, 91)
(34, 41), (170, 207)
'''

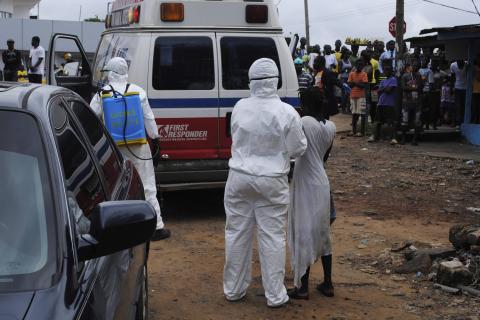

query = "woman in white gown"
(288, 86), (336, 299)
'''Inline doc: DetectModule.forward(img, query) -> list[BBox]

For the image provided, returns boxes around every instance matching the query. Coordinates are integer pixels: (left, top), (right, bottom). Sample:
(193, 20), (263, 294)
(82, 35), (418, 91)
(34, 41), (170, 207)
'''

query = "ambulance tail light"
(128, 7), (134, 24)
(161, 3), (184, 22)
(246, 5), (268, 24)
(133, 6), (141, 23)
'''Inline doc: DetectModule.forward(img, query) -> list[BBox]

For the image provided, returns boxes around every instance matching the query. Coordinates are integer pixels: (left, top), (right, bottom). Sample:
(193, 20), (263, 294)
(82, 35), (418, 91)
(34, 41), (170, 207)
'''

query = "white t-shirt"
(308, 53), (319, 71)
(325, 54), (338, 71)
(450, 61), (467, 90)
(29, 46), (45, 75)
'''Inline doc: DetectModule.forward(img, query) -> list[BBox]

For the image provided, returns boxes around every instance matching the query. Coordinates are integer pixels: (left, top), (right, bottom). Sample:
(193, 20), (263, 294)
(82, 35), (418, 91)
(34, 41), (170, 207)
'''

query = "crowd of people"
(293, 37), (480, 145)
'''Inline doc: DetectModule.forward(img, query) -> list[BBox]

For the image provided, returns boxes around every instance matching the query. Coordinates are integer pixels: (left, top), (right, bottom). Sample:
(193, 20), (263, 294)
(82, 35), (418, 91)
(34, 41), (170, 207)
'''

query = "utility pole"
(304, 0), (310, 46)
(395, 0), (405, 68)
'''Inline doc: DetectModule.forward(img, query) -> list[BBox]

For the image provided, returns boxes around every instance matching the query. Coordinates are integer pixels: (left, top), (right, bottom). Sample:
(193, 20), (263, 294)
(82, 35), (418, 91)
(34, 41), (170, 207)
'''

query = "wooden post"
(304, 0), (310, 47)
(396, 0), (405, 68)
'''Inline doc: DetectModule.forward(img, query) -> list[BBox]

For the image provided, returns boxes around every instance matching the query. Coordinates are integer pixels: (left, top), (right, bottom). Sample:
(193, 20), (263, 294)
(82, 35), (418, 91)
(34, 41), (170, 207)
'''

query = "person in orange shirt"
(348, 59), (369, 136)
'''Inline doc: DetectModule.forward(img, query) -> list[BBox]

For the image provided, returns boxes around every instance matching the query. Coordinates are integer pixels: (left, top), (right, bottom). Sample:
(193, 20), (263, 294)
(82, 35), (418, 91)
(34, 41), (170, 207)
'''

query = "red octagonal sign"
(389, 17), (407, 38)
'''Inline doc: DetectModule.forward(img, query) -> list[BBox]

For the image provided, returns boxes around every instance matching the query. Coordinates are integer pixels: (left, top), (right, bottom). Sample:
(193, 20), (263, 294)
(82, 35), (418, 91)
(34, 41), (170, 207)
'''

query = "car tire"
(135, 265), (149, 320)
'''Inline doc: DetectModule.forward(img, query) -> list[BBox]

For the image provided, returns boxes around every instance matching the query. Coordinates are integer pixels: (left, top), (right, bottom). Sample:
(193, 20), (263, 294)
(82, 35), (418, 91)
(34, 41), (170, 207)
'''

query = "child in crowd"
(368, 65), (398, 144)
(400, 62), (423, 145)
(418, 60), (434, 130)
(288, 86), (336, 300)
(347, 59), (369, 136)
(441, 77), (456, 126)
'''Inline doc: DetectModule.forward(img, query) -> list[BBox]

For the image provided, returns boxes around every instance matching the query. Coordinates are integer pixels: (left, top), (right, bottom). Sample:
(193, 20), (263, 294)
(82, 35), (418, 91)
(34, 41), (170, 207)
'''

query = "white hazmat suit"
(223, 58), (307, 307)
(90, 57), (164, 230)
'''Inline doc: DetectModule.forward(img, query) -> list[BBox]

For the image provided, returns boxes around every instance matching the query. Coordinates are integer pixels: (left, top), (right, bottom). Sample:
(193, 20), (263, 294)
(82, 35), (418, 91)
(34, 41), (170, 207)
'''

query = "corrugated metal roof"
(405, 35), (438, 42)
(420, 24), (480, 35)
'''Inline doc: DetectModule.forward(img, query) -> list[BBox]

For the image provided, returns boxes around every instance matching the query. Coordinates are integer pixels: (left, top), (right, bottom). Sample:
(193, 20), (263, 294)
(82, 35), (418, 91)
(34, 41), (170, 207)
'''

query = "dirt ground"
(148, 134), (480, 320)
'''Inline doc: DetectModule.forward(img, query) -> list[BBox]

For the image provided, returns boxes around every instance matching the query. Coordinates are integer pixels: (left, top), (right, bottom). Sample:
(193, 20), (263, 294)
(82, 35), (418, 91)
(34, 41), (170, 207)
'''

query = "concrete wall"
(0, 18), (104, 52)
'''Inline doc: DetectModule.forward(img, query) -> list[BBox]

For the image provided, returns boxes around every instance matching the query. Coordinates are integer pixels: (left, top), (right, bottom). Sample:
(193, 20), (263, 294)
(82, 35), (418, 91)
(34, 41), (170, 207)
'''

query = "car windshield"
(0, 110), (57, 292)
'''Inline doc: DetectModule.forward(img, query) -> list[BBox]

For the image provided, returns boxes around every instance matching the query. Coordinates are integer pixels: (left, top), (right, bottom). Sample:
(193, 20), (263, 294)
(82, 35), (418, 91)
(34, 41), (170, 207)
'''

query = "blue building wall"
(463, 41), (480, 145)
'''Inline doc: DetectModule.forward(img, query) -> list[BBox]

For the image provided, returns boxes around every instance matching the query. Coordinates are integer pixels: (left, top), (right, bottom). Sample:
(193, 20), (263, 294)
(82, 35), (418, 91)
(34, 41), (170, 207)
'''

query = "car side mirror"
(78, 201), (157, 262)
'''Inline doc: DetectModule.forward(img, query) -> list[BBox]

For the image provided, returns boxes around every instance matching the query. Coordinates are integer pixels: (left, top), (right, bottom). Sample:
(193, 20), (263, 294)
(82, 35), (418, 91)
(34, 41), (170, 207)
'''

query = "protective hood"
(248, 58), (279, 98)
(103, 57), (129, 85)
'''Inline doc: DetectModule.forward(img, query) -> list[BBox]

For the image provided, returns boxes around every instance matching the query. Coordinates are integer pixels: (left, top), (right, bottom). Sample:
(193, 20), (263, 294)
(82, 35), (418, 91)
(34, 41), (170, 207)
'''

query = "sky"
(34, 0), (480, 46)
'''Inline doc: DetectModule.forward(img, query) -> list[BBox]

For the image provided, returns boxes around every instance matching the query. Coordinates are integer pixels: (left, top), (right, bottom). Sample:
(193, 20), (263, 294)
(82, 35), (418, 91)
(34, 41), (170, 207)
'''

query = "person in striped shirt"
(295, 58), (314, 91)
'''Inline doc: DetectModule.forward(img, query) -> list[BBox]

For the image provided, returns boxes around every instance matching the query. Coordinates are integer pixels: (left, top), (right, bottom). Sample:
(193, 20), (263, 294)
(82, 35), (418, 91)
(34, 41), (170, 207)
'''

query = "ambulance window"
(221, 37), (282, 90)
(153, 37), (215, 90)
(93, 34), (114, 86)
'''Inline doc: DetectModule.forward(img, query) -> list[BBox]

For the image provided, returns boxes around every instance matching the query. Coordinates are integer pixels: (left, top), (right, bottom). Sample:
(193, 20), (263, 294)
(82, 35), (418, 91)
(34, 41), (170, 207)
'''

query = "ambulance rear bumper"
(156, 159), (296, 191)
(156, 159), (229, 191)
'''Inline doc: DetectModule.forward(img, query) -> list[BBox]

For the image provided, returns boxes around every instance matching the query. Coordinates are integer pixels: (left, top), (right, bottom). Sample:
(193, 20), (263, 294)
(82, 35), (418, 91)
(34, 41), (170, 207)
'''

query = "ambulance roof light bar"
(161, 3), (184, 22)
(160, 2), (267, 24)
(246, 4), (268, 23)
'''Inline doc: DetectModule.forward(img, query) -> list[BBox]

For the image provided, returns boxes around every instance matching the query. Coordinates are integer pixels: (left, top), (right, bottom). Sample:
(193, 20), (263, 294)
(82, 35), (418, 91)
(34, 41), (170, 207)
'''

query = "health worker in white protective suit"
(223, 58), (307, 308)
(90, 57), (170, 241)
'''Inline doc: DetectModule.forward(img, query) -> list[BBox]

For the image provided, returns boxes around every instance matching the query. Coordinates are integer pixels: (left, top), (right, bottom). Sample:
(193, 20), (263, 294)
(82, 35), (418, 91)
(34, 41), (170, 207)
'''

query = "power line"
(471, 0), (480, 18)
(420, 0), (478, 15)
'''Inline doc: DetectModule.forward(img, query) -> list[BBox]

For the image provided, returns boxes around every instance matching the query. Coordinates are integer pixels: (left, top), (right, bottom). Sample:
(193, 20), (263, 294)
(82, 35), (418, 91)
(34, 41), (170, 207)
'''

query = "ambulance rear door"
(148, 33), (219, 160)
(216, 33), (288, 159)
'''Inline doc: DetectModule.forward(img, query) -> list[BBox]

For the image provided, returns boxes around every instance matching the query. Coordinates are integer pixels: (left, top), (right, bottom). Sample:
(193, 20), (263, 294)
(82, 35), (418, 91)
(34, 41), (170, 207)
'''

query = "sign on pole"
(389, 17), (406, 38)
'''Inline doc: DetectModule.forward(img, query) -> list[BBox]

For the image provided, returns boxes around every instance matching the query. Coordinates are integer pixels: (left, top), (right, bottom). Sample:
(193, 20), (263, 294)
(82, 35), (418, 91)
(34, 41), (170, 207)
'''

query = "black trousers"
(429, 91), (441, 127)
(4, 69), (18, 82)
(455, 89), (466, 125)
(28, 74), (43, 84)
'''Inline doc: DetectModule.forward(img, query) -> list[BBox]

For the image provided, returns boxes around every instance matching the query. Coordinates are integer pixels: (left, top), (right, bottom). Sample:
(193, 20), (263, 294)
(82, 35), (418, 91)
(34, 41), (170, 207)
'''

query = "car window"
(70, 100), (122, 197)
(152, 36), (215, 90)
(0, 110), (57, 292)
(220, 37), (282, 90)
(50, 101), (106, 217)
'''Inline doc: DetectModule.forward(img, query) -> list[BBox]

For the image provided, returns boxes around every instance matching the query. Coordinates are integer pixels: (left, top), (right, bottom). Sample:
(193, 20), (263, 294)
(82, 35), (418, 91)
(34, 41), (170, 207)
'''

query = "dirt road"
(148, 136), (480, 320)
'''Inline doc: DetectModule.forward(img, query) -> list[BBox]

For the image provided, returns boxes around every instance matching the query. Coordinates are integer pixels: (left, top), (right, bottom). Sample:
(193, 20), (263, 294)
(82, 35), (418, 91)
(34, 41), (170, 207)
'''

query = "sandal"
(316, 282), (334, 297)
(287, 287), (309, 300)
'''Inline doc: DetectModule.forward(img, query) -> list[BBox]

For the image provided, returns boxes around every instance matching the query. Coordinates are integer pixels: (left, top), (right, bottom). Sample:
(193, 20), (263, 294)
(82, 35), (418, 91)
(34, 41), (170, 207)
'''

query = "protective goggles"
(249, 75), (280, 82)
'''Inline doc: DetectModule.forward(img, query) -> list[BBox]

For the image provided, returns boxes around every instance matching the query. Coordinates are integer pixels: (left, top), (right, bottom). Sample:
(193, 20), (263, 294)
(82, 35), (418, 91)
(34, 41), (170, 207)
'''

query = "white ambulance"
(47, 0), (299, 191)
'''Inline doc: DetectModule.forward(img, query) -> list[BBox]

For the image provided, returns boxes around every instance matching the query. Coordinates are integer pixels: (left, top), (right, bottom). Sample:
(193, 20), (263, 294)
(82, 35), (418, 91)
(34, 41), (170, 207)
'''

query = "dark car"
(0, 82), (156, 320)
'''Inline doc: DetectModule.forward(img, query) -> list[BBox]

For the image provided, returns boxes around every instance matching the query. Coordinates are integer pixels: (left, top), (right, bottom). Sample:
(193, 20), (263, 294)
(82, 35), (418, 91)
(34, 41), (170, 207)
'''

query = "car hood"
(0, 291), (34, 320)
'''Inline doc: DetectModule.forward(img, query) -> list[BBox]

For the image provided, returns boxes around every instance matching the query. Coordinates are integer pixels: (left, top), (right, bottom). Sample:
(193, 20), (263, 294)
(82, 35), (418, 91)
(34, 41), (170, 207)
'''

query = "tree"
(84, 15), (104, 22)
